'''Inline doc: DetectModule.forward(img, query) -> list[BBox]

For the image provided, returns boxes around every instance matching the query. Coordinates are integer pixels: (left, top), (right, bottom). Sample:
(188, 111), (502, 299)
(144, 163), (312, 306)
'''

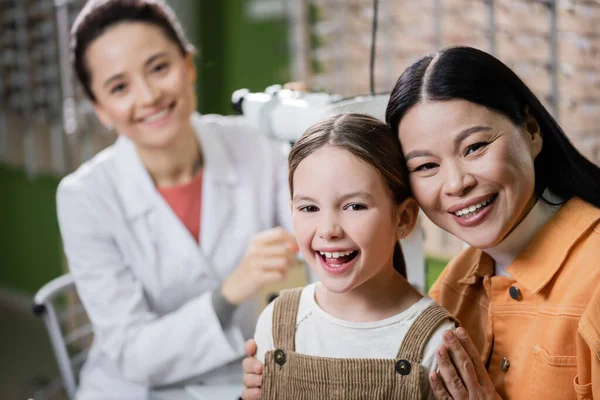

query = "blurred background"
(0, 0), (598, 398)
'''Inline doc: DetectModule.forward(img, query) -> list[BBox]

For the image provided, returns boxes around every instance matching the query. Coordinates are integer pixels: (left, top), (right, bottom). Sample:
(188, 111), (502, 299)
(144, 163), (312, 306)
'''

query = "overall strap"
(271, 287), (303, 351)
(396, 303), (457, 361)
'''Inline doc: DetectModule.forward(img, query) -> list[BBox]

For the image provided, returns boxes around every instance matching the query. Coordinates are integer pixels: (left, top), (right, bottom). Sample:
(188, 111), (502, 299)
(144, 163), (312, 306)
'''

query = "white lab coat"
(56, 113), (294, 399)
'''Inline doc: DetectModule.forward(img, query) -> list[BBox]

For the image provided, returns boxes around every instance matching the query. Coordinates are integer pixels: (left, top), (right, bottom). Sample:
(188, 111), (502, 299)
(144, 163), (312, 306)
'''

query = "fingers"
(259, 270), (287, 285)
(242, 355), (262, 374)
(253, 243), (297, 258)
(286, 238), (299, 252)
(242, 372), (263, 390)
(429, 371), (453, 400)
(436, 344), (469, 400)
(260, 255), (298, 271)
(283, 81), (308, 91)
(255, 227), (296, 246)
(455, 327), (489, 385)
(443, 330), (480, 389)
(241, 352), (263, 400)
(244, 339), (258, 358)
(241, 388), (261, 400)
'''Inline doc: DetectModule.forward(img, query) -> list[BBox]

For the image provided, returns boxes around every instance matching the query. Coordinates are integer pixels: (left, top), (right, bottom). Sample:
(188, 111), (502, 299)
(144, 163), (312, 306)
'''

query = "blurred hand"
(283, 81), (308, 92)
(241, 339), (263, 400)
(221, 227), (298, 305)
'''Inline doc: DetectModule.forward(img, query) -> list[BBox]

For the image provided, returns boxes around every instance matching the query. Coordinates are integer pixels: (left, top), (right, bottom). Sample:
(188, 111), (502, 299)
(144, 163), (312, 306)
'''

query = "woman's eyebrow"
(404, 125), (492, 161)
(145, 52), (168, 67)
(453, 125), (492, 148)
(103, 73), (124, 89)
(405, 150), (433, 162)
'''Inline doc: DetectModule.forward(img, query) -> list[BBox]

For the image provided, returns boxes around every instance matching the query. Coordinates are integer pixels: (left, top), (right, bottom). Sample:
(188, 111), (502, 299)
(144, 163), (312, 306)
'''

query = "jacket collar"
(507, 198), (600, 293)
(113, 112), (239, 220)
(458, 198), (600, 292)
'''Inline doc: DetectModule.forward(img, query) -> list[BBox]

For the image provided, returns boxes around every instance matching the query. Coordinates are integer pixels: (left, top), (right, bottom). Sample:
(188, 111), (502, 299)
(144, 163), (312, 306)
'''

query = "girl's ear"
(395, 197), (419, 239)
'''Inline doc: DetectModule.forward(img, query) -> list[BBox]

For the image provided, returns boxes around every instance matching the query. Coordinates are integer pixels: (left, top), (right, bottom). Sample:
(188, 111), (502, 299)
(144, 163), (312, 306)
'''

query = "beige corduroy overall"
(261, 288), (457, 400)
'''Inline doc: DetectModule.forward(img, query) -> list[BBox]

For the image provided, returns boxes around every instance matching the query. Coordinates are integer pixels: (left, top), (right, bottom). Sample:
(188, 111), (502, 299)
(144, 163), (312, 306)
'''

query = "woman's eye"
(345, 204), (367, 211)
(152, 62), (169, 73)
(465, 142), (488, 156)
(413, 162), (438, 172)
(110, 83), (126, 94)
(298, 205), (318, 213)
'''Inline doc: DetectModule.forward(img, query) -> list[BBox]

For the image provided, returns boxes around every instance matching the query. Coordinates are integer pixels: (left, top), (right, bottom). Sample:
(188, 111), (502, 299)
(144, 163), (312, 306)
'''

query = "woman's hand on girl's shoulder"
(430, 328), (502, 400)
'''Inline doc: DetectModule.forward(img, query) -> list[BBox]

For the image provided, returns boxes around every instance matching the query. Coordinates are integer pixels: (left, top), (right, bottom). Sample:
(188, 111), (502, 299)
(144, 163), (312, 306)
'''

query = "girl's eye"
(110, 83), (126, 94)
(345, 204), (367, 211)
(465, 142), (488, 156)
(298, 205), (318, 213)
(413, 162), (438, 172)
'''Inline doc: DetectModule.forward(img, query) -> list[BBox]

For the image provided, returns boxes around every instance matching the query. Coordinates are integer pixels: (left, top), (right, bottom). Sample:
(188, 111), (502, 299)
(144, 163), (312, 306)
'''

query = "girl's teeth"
(319, 250), (354, 258)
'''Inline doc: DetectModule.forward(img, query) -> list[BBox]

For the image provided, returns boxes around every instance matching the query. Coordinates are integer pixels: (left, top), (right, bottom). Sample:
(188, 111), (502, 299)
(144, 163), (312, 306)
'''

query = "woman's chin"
(456, 231), (505, 250)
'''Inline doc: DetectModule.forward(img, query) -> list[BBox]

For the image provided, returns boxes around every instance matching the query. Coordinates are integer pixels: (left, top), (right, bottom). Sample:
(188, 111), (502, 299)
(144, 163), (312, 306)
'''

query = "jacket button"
(509, 286), (521, 300)
(395, 359), (411, 375)
(501, 357), (510, 372)
(274, 349), (286, 366)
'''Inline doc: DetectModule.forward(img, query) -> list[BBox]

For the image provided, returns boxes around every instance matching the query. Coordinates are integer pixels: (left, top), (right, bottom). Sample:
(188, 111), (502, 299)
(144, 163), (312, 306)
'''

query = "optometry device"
(231, 86), (390, 142)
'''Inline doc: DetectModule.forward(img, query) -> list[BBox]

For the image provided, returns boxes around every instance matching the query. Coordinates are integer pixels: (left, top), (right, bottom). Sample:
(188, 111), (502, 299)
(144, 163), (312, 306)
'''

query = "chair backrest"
(33, 273), (93, 400)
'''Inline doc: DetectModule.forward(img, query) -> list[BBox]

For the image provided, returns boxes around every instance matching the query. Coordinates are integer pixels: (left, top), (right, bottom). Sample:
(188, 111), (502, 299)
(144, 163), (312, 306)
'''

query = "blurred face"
(86, 22), (196, 149)
(398, 99), (542, 249)
(291, 145), (415, 294)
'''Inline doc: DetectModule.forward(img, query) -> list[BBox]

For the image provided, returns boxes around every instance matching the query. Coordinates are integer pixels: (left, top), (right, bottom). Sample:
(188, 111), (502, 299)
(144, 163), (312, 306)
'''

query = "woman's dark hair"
(386, 46), (600, 208)
(288, 113), (411, 278)
(71, 0), (194, 101)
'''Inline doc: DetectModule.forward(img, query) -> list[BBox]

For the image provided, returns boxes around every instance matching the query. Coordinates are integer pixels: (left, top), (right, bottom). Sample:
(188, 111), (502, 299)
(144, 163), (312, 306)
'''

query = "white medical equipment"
(231, 86), (391, 142)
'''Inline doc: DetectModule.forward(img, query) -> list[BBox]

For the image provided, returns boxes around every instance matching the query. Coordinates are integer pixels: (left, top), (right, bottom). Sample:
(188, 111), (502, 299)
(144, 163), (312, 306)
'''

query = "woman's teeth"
(142, 107), (170, 123)
(318, 250), (355, 259)
(454, 196), (494, 217)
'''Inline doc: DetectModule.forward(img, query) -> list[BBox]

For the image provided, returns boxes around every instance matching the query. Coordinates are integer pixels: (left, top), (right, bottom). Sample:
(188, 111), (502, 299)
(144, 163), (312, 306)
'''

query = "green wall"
(0, 165), (63, 294)
(196, 1), (290, 115)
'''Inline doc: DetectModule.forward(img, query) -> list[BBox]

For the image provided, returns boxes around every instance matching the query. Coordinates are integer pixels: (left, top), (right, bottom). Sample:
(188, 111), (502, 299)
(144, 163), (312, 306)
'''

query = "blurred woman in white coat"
(56, 0), (301, 398)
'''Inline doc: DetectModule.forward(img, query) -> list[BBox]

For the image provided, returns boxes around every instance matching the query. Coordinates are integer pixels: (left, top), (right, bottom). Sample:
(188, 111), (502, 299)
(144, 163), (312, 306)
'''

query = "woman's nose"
(136, 78), (161, 105)
(443, 160), (476, 197)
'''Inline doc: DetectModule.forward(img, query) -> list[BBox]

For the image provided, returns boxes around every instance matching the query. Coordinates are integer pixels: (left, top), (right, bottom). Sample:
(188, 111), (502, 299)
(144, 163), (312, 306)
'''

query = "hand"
(222, 227), (299, 305)
(283, 81), (308, 91)
(430, 328), (502, 400)
(241, 339), (263, 400)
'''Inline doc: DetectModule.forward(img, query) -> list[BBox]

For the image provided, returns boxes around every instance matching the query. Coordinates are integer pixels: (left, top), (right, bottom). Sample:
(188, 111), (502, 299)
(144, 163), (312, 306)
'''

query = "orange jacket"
(430, 198), (600, 399)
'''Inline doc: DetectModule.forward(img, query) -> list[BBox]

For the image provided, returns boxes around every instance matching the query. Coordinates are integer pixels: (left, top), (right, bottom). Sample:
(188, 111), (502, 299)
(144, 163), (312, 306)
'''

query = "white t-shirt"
(254, 283), (456, 399)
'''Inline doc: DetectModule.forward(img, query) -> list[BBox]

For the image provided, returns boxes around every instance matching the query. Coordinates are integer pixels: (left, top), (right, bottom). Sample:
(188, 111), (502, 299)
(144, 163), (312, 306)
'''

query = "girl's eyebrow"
(292, 195), (316, 203)
(338, 191), (373, 203)
(292, 191), (373, 204)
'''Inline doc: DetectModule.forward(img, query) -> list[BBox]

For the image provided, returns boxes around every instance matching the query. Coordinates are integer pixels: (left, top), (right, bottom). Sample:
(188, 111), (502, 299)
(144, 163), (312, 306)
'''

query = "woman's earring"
(400, 230), (404, 236)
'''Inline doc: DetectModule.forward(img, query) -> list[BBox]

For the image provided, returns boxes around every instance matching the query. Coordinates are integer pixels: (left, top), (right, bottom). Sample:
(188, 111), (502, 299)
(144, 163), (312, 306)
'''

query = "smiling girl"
(253, 114), (457, 399)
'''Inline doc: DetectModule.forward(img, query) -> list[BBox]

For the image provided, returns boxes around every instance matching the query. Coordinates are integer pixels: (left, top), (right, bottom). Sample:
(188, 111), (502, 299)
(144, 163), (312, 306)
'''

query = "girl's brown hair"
(288, 113), (412, 278)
